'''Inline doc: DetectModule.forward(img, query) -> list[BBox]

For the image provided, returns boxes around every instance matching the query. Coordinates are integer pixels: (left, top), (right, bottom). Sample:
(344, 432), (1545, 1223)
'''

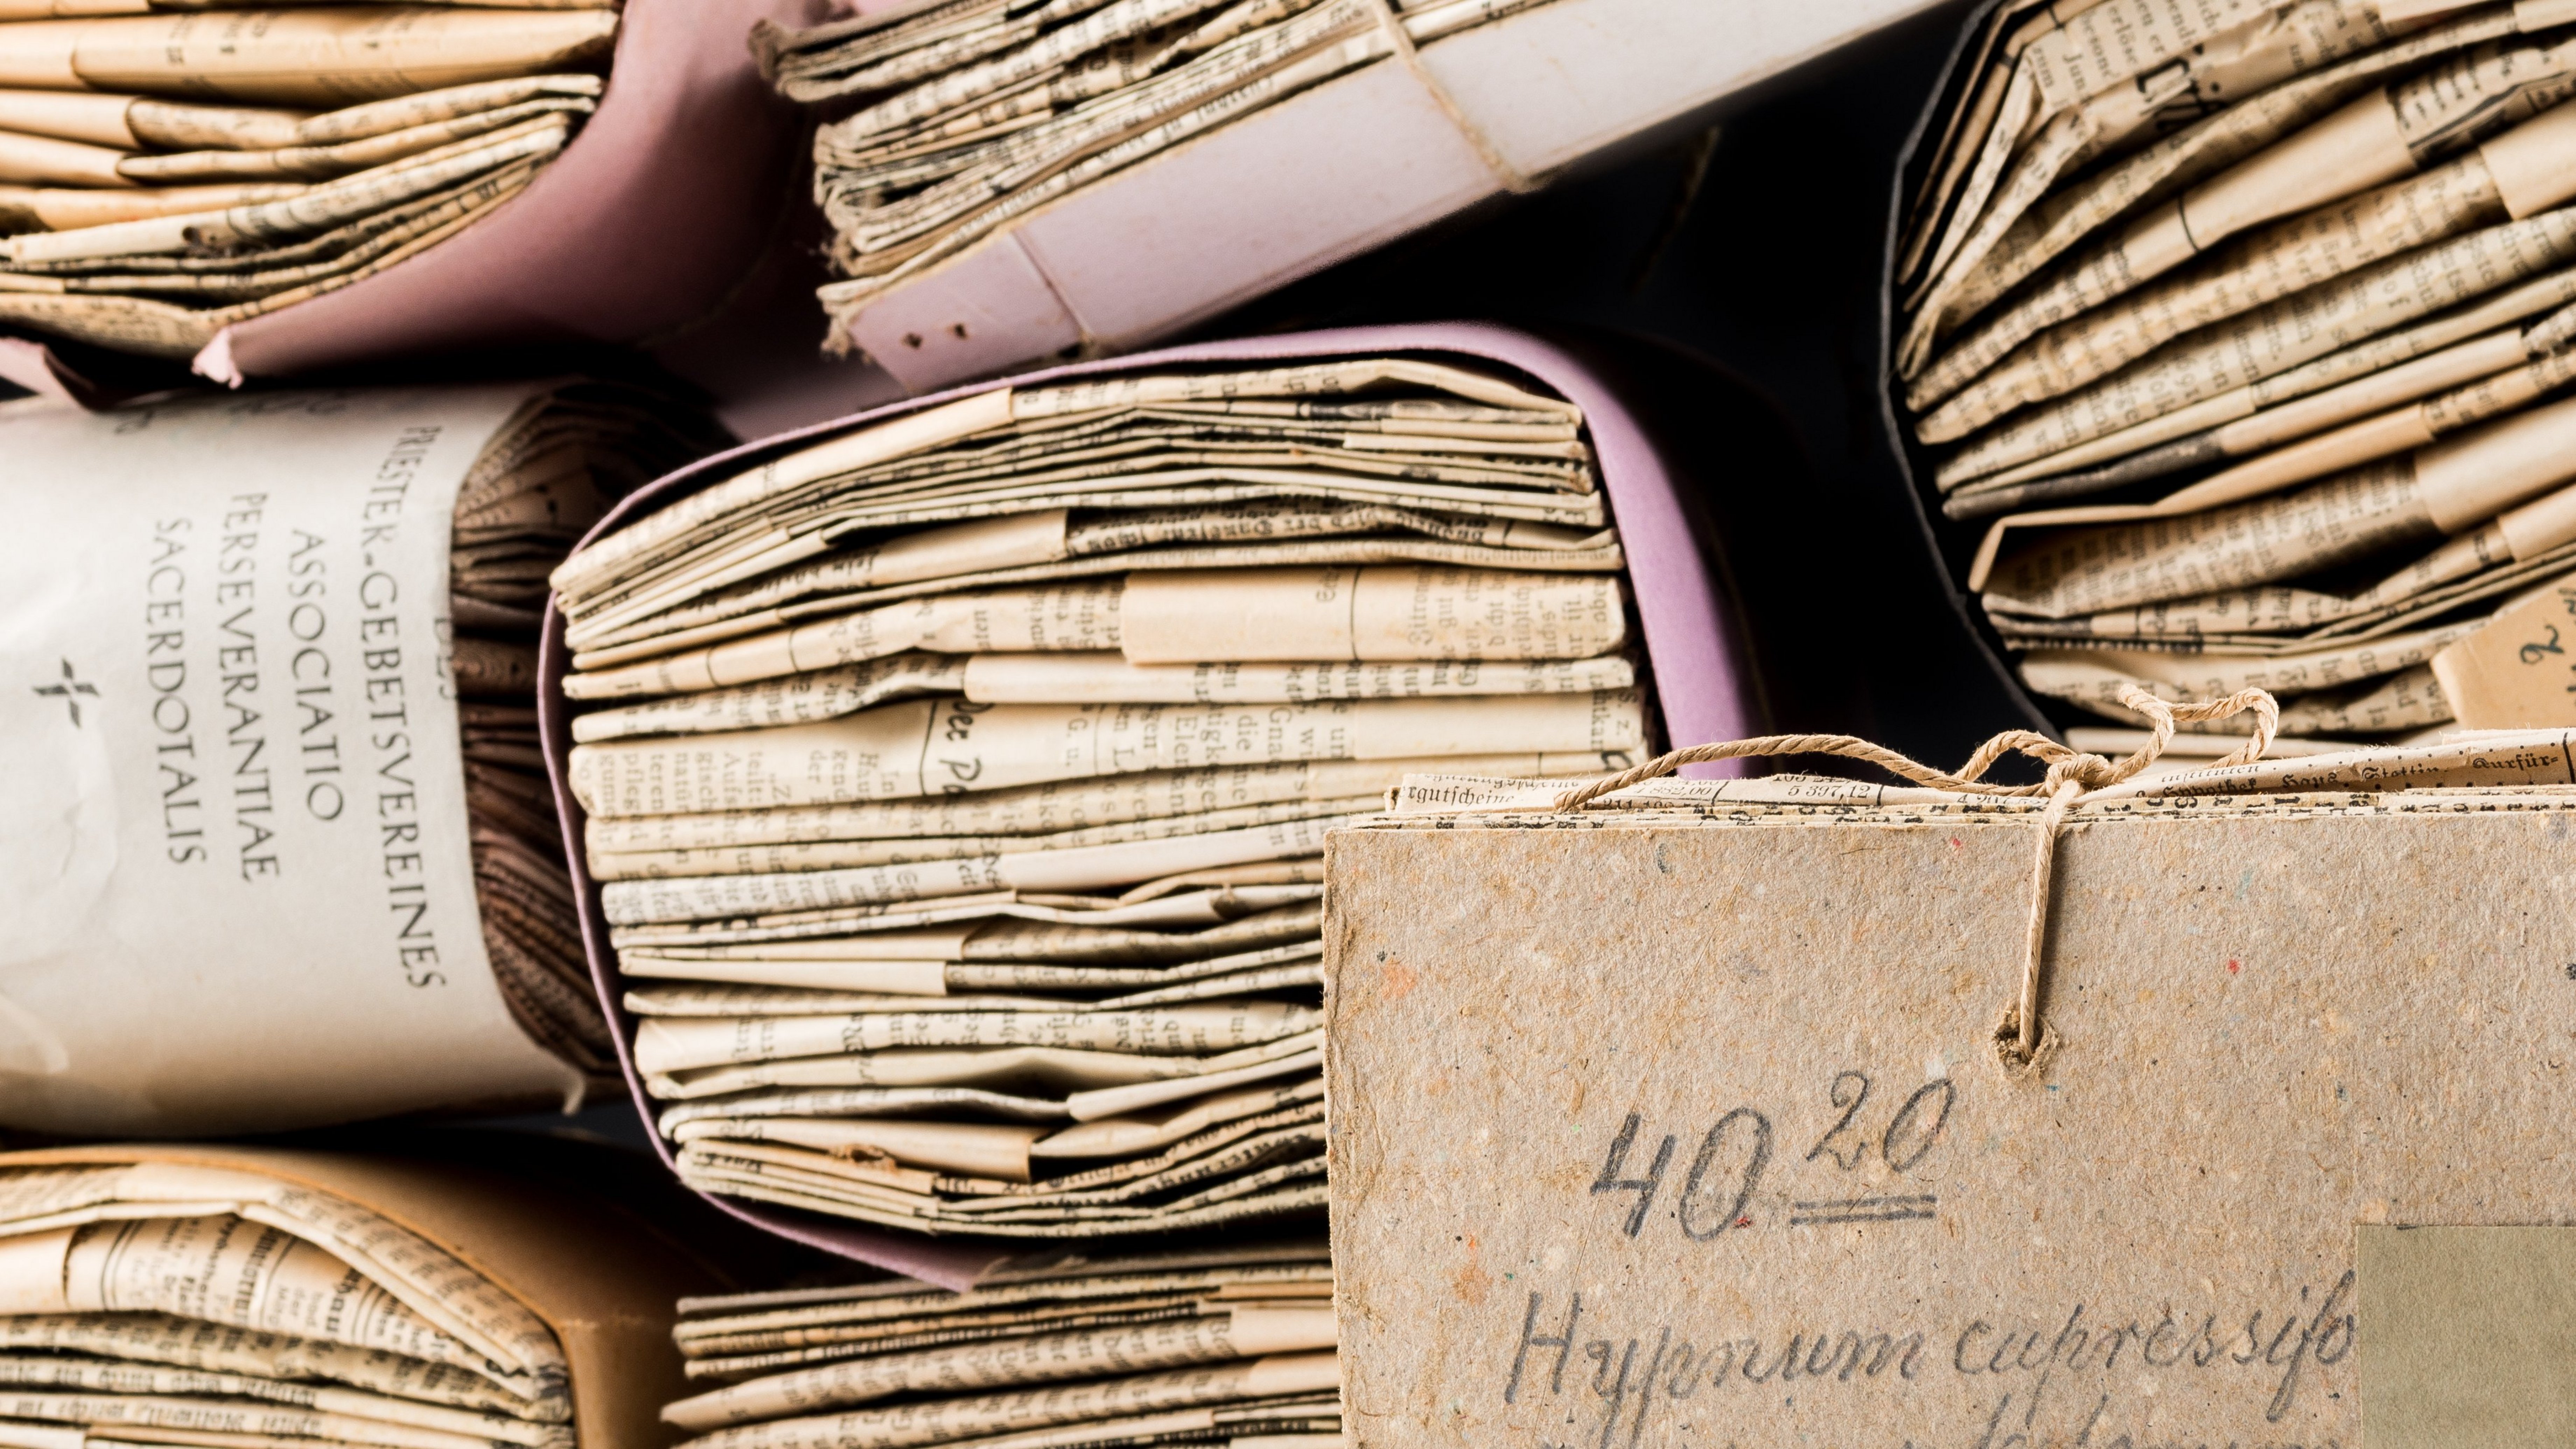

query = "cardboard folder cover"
(0, 1142), (724, 1449)
(822, 0), (1941, 394)
(1325, 785), (2576, 1446)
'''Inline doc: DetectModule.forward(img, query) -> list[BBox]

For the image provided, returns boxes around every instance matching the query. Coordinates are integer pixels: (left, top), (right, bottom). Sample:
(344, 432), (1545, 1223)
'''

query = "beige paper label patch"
(2360, 1225), (2576, 1448)
(1325, 811), (2576, 1447)
(2430, 573), (2576, 727)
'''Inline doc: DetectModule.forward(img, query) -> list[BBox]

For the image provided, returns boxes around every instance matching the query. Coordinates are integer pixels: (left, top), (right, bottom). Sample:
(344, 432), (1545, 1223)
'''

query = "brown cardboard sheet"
(1325, 799), (2576, 1446)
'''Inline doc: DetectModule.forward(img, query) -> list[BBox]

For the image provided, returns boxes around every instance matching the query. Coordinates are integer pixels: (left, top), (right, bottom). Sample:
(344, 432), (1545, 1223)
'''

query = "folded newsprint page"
(550, 352), (1658, 1239)
(0, 2), (621, 355)
(0, 1142), (719, 1449)
(1892, 0), (2576, 745)
(1332, 731), (2576, 1446)
(0, 381), (724, 1134)
(663, 1239), (1337, 1449)
(750, 0), (1563, 346)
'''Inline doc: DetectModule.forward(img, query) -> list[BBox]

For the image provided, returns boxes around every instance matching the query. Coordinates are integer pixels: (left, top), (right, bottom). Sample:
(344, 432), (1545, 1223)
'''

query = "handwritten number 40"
(1590, 1074), (1954, 1241)
(1589, 1110), (1770, 1240)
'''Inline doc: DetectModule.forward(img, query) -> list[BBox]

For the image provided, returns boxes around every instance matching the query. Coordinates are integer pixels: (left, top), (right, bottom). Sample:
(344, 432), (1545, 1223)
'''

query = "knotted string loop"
(1494, 686), (2280, 1075)
(1546, 685), (2278, 812)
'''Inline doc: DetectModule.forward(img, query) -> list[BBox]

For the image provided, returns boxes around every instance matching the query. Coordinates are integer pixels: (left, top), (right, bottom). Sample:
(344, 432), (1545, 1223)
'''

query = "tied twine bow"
(1518, 685), (2280, 1073)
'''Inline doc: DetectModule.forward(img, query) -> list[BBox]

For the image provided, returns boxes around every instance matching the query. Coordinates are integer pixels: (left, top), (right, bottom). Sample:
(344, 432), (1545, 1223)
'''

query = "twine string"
(1061, 0), (1539, 361)
(1502, 686), (2281, 1072)
(1362, 0), (1541, 194)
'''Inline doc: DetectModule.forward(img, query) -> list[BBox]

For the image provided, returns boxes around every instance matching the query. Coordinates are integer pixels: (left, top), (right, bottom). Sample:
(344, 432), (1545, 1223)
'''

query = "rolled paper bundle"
(0, 379), (726, 1134)
(1888, 0), (2576, 744)
(553, 354), (1643, 1239)
(0, 1140), (731, 1449)
(750, 0), (1570, 346)
(541, 327), (1748, 1262)
(1918, 104), (2576, 433)
(0, 4), (622, 357)
(664, 1241), (1338, 1449)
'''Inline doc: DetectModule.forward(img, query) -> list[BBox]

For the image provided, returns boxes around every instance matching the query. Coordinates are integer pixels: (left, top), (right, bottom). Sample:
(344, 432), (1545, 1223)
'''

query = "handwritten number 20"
(1881, 1079), (1955, 1173)
(1800, 1071), (1956, 1176)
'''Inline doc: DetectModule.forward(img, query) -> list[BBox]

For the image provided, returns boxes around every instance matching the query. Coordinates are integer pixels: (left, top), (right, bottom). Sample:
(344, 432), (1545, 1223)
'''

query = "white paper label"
(0, 387), (580, 1134)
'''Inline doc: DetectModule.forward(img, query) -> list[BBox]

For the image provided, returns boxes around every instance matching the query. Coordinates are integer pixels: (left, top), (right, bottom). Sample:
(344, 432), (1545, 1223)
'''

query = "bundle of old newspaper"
(0, 1156), (578, 1449)
(439, 382), (732, 1079)
(0, 1142), (747, 1449)
(750, 0), (1559, 343)
(663, 1240), (1338, 1449)
(0, 380), (723, 1134)
(1892, 0), (2576, 746)
(0, 2), (621, 355)
(550, 354), (1651, 1236)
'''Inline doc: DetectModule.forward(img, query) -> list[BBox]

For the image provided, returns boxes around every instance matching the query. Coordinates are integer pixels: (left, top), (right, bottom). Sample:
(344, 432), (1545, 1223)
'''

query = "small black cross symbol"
(33, 659), (97, 727)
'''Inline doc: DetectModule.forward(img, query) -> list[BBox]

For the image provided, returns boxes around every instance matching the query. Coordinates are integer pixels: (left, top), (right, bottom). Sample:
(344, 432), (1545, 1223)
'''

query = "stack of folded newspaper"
(751, 0), (1557, 342)
(1894, 0), (2576, 746)
(447, 382), (734, 1075)
(551, 354), (1651, 1236)
(0, 1157), (575, 1449)
(0, 2), (620, 355)
(665, 1241), (1337, 1449)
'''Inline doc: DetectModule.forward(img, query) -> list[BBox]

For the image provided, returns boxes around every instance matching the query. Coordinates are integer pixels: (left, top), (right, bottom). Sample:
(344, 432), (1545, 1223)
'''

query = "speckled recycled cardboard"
(1325, 799), (2576, 1447)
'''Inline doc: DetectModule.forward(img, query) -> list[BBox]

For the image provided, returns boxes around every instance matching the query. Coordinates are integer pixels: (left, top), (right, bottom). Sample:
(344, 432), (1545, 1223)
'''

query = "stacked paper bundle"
(443, 383), (735, 1075)
(751, 0), (1558, 342)
(663, 1241), (1338, 1449)
(0, 2), (620, 356)
(1892, 0), (2576, 747)
(550, 354), (1651, 1236)
(0, 1156), (576, 1449)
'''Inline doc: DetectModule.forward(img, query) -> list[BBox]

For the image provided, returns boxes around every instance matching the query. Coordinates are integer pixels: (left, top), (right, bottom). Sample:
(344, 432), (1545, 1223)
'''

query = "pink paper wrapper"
(537, 323), (1753, 1287)
(0, 0), (824, 395)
